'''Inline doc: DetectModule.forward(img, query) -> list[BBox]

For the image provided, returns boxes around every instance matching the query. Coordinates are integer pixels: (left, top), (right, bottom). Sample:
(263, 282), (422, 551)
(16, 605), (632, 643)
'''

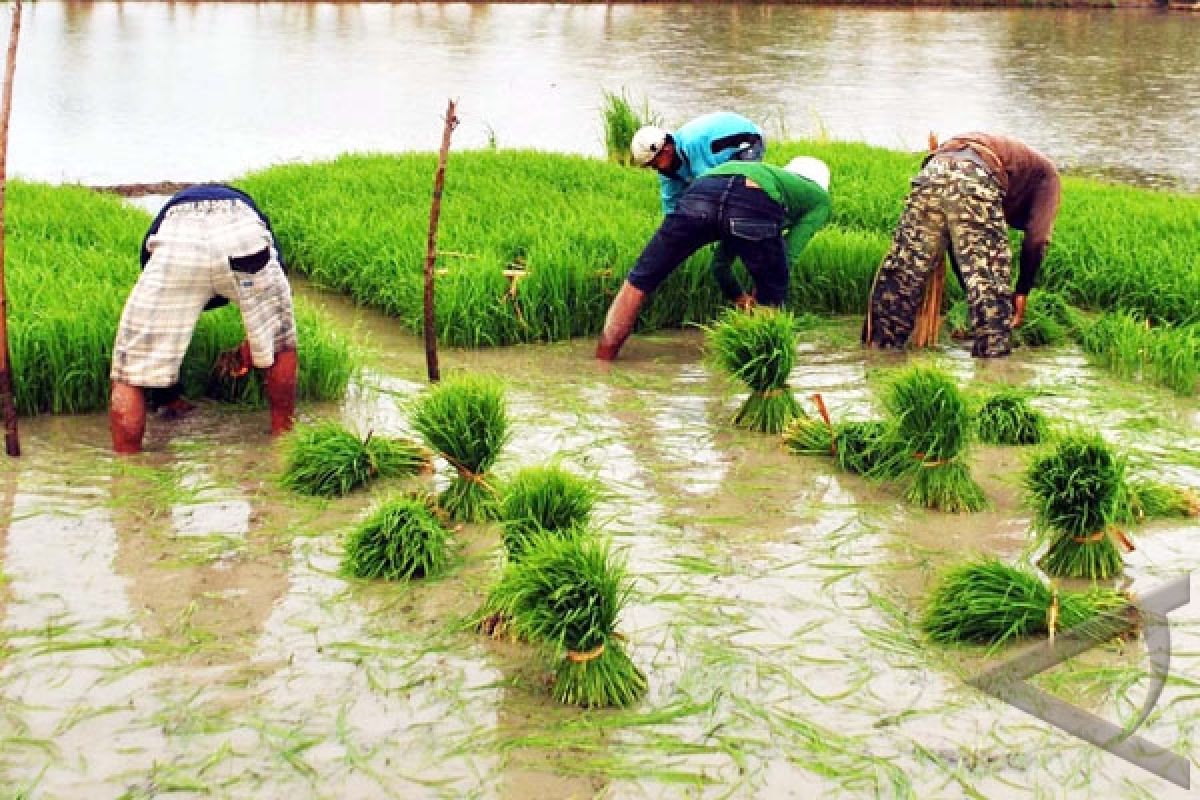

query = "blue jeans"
(627, 174), (789, 305)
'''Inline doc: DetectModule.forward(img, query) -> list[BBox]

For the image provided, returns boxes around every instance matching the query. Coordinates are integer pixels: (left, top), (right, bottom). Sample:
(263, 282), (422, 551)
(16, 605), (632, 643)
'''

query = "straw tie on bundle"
(811, 392), (838, 456)
(566, 642), (605, 663)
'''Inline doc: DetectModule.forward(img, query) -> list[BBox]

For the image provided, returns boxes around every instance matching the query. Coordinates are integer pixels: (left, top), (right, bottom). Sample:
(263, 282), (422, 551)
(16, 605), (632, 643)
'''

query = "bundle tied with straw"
(976, 388), (1048, 446)
(707, 308), (803, 434)
(488, 533), (646, 708)
(881, 365), (988, 512)
(1116, 477), (1200, 523)
(783, 395), (903, 478)
(499, 465), (599, 561)
(411, 374), (511, 522)
(922, 558), (1128, 647)
(342, 493), (452, 581)
(1026, 433), (1132, 580)
(280, 422), (429, 497)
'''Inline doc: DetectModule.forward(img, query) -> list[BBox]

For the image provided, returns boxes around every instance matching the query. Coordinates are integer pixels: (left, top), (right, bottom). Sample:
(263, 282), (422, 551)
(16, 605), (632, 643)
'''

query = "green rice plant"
(1013, 289), (1078, 348)
(834, 420), (903, 477)
(499, 465), (599, 561)
(410, 374), (511, 522)
(944, 299), (971, 341)
(975, 389), (1048, 446)
(342, 494), (451, 581)
(1115, 477), (1200, 523)
(600, 89), (660, 167)
(782, 416), (834, 455)
(1026, 433), (1130, 579)
(489, 533), (645, 708)
(1080, 311), (1200, 394)
(922, 558), (1127, 647)
(280, 422), (429, 497)
(880, 365), (988, 512)
(706, 308), (803, 433)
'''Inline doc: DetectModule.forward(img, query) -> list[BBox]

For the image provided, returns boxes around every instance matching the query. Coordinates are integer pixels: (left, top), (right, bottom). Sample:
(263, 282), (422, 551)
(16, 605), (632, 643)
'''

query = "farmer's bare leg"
(596, 282), (647, 361)
(264, 347), (297, 435)
(110, 381), (148, 454)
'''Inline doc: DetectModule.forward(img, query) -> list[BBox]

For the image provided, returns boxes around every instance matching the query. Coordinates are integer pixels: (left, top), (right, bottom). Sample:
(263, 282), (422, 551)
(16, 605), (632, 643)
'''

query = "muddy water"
(13, 3), (1200, 190)
(1, 283), (1198, 798)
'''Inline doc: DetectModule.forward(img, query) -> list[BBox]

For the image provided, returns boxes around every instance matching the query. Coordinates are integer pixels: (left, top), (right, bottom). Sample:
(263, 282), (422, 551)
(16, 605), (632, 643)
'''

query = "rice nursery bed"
(0, 289), (1196, 799)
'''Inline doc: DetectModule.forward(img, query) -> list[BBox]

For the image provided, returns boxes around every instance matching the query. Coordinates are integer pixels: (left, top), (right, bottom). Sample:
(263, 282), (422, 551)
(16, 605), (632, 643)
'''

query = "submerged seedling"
(280, 422), (429, 497)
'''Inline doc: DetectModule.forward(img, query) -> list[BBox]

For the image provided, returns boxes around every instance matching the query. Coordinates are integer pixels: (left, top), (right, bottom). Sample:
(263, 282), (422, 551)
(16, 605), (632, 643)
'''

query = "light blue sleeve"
(659, 174), (685, 214)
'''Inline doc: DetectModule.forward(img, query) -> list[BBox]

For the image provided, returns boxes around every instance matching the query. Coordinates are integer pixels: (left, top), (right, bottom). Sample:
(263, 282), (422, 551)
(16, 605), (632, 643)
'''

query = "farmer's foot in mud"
(157, 396), (197, 420)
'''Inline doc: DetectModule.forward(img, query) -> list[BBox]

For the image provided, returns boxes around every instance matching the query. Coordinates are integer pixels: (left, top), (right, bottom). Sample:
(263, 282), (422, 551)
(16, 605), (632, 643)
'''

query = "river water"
(12, 2), (1200, 189)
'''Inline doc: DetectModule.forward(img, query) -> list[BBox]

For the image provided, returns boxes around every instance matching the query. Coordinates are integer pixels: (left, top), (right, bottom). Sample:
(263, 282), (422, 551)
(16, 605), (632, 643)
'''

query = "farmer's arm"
(784, 195), (832, 266)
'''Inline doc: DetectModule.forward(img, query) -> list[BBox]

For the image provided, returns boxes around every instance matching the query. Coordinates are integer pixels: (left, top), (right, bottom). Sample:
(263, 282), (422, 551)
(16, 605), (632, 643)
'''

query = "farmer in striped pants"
(109, 184), (298, 454)
(863, 133), (1061, 358)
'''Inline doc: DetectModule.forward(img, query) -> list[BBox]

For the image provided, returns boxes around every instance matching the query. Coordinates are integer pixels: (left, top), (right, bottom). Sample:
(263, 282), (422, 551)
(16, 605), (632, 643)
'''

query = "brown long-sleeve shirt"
(937, 133), (1061, 295)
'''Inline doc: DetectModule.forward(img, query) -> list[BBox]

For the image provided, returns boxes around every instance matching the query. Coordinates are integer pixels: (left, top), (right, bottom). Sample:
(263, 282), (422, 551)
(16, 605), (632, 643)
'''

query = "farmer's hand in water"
(1013, 294), (1028, 328)
(214, 340), (253, 379)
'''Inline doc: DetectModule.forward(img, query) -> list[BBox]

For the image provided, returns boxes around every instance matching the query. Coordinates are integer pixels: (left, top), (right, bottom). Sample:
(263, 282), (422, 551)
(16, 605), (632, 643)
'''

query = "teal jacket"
(659, 111), (764, 213)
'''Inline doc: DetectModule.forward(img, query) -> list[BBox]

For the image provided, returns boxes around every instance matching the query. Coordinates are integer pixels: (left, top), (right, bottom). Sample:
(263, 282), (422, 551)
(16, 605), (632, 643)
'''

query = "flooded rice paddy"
(1, 285), (1198, 798)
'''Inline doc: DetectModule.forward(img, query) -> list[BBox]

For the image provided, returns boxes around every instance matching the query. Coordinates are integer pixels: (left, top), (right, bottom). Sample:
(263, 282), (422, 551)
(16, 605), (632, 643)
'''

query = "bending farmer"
(110, 184), (298, 454)
(863, 132), (1061, 358)
(596, 157), (832, 361)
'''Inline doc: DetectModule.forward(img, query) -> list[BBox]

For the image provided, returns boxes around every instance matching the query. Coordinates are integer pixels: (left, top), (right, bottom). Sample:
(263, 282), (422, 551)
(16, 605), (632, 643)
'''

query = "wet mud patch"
(1, 288), (1198, 798)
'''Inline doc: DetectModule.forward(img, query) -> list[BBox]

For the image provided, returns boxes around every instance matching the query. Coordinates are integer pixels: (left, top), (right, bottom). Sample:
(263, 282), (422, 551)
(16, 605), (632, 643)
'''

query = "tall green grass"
(238, 142), (1200, 356)
(600, 89), (660, 167)
(7, 182), (357, 415)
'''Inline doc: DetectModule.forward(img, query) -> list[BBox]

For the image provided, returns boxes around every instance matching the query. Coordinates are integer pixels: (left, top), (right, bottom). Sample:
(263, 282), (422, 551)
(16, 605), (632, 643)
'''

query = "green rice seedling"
(922, 558), (1127, 647)
(944, 299), (971, 340)
(1013, 289), (1078, 348)
(783, 416), (834, 456)
(600, 89), (660, 167)
(1116, 477), (1200, 523)
(489, 533), (645, 708)
(342, 494), (451, 581)
(707, 308), (803, 433)
(280, 422), (429, 497)
(1026, 433), (1131, 580)
(881, 365), (988, 512)
(835, 420), (904, 477)
(410, 374), (511, 522)
(499, 465), (599, 561)
(976, 389), (1048, 446)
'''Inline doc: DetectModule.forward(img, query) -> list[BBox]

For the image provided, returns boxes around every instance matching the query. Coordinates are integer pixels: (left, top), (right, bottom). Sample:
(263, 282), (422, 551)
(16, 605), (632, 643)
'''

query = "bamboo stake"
(0, 0), (23, 457)
(422, 98), (459, 384)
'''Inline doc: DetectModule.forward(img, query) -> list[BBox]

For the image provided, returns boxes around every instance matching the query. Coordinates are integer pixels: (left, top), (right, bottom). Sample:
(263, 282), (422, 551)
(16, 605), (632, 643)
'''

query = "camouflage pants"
(864, 158), (1013, 358)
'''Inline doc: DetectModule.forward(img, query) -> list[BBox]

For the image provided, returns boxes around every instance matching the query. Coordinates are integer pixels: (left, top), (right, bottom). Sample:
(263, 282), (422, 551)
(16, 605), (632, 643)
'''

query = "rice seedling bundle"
(1026, 434), (1131, 580)
(707, 308), (803, 433)
(1116, 478), (1200, 523)
(411, 374), (511, 522)
(342, 494), (451, 581)
(975, 389), (1048, 446)
(488, 533), (645, 708)
(281, 422), (429, 497)
(881, 365), (988, 512)
(600, 89), (661, 167)
(499, 465), (599, 561)
(922, 558), (1127, 646)
(782, 416), (835, 456)
(1012, 289), (1077, 348)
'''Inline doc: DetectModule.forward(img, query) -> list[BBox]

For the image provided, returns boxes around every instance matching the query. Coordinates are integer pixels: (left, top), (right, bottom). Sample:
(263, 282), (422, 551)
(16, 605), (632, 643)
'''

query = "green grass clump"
(499, 466), (599, 560)
(707, 308), (803, 433)
(7, 182), (355, 415)
(280, 423), (429, 497)
(881, 365), (988, 512)
(488, 533), (645, 708)
(1080, 311), (1200, 395)
(1116, 478), (1199, 523)
(342, 494), (452, 581)
(1026, 434), (1130, 579)
(411, 374), (511, 522)
(600, 89), (660, 167)
(1013, 289), (1078, 348)
(922, 558), (1127, 647)
(976, 389), (1048, 446)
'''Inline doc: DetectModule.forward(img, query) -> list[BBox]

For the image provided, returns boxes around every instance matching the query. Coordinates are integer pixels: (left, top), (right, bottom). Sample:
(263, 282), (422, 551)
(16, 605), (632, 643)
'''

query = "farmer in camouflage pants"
(863, 133), (1061, 358)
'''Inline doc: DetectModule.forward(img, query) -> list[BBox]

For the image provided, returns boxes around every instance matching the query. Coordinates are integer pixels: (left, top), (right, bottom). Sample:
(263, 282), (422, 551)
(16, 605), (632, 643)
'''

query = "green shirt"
(705, 161), (832, 264)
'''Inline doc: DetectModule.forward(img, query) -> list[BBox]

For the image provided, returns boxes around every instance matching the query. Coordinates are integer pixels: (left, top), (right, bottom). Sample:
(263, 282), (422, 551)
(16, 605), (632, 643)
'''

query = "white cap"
(784, 156), (831, 191)
(631, 126), (670, 167)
